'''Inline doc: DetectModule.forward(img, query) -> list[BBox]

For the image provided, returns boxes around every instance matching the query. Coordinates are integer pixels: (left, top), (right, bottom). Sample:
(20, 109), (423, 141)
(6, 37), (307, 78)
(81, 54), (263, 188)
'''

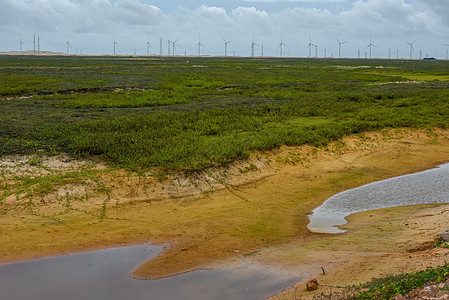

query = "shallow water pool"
(0, 244), (301, 300)
(308, 163), (449, 233)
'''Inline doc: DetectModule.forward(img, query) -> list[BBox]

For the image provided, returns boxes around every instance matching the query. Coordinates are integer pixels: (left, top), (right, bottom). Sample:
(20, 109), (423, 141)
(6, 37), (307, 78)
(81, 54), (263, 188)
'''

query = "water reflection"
(0, 244), (300, 300)
(308, 163), (449, 233)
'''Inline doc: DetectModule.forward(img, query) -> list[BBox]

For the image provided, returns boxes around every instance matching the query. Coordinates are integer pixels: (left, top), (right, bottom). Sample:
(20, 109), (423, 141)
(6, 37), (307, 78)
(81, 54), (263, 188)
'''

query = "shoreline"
(2, 128), (449, 294)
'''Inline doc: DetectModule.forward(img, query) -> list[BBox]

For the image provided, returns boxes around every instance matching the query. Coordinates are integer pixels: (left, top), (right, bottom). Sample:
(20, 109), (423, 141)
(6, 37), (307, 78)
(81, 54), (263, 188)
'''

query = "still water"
(308, 163), (449, 233)
(0, 244), (301, 300)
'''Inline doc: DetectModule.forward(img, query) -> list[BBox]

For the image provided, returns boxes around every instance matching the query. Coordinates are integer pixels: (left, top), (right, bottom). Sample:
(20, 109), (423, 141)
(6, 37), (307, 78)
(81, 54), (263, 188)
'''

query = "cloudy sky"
(1, 0), (448, 58)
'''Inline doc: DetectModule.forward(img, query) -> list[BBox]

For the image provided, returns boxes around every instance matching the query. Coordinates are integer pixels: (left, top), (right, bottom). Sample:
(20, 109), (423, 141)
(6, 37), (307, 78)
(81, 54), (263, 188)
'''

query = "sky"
(1, 0), (448, 58)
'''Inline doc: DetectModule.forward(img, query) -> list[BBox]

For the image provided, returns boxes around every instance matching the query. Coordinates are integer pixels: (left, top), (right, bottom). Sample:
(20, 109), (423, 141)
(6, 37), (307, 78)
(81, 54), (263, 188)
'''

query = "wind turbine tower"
(113, 37), (118, 55)
(20, 35), (24, 52)
(172, 39), (178, 56)
(251, 36), (258, 57)
(197, 36), (204, 56)
(66, 37), (71, 54)
(406, 39), (416, 59)
(224, 39), (231, 56)
(366, 36), (376, 59)
(146, 37), (152, 55)
(336, 39), (348, 58)
(307, 37), (313, 58)
(279, 36), (287, 57)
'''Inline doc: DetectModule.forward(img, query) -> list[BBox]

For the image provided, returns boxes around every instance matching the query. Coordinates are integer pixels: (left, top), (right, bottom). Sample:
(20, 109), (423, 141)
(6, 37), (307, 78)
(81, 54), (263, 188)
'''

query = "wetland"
(1, 55), (449, 298)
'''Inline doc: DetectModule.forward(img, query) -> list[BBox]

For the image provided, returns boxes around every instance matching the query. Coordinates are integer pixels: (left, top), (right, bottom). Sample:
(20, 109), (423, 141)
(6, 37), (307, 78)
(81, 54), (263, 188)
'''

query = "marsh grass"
(1, 56), (449, 171)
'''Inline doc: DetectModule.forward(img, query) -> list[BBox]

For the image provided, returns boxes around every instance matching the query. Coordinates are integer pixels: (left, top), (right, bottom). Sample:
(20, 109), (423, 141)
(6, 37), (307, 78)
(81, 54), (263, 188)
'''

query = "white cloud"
(230, 7), (273, 35)
(114, 0), (165, 26)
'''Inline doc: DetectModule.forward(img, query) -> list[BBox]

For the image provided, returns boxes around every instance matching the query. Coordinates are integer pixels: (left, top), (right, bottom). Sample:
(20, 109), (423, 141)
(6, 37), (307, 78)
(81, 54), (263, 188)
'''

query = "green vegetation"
(310, 263), (449, 299)
(1, 55), (449, 171)
(349, 263), (449, 299)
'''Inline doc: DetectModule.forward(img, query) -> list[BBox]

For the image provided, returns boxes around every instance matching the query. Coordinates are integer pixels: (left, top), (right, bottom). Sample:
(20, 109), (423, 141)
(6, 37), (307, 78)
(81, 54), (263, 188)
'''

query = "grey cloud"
(1, 0), (447, 56)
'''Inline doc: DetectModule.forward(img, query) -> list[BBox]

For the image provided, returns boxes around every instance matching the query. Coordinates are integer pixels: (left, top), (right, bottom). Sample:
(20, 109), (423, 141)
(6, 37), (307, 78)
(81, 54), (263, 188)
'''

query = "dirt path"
(1, 128), (449, 297)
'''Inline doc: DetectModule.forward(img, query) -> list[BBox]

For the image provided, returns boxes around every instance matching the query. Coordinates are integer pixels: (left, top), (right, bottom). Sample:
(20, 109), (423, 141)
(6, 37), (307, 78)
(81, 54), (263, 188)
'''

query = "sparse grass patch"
(309, 263), (449, 299)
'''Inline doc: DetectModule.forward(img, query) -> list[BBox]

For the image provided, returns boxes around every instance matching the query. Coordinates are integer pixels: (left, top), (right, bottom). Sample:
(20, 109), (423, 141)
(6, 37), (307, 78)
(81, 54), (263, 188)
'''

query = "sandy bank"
(1, 128), (449, 296)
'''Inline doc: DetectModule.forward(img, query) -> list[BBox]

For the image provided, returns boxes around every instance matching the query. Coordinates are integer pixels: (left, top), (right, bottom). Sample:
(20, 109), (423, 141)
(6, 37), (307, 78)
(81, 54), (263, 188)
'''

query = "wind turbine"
(223, 39), (231, 56)
(66, 37), (71, 54)
(172, 39), (179, 56)
(197, 36), (204, 56)
(251, 36), (258, 57)
(113, 37), (118, 55)
(279, 36), (288, 57)
(366, 36), (376, 58)
(146, 37), (152, 55)
(445, 44), (449, 60)
(20, 35), (24, 52)
(307, 36), (313, 58)
(406, 39), (416, 59)
(336, 39), (348, 58)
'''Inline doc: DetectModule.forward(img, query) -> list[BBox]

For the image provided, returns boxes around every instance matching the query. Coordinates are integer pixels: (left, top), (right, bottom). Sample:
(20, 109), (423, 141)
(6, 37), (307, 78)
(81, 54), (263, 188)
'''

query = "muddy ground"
(2, 128), (449, 298)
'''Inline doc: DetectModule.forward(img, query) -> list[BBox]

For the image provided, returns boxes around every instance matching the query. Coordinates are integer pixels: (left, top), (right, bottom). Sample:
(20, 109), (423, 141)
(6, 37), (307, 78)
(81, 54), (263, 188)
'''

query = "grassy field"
(1, 55), (449, 171)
